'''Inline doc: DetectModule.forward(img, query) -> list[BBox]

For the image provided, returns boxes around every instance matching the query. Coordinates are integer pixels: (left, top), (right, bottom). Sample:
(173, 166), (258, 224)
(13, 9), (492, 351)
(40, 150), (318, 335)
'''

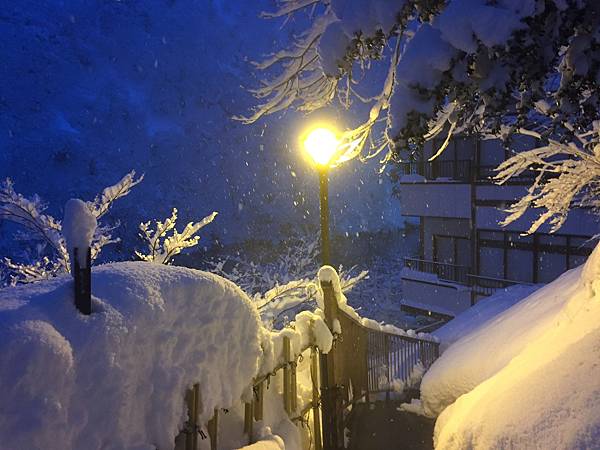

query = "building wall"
(399, 182), (471, 218)
(422, 217), (472, 264)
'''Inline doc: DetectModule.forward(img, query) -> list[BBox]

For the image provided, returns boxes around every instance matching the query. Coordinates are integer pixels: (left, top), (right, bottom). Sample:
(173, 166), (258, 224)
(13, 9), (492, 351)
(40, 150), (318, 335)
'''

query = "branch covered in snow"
(0, 179), (68, 264)
(87, 170), (144, 219)
(2, 257), (67, 286)
(208, 234), (368, 327)
(494, 125), (600, 234)
(245, 1), (600, 166)
(136, 208), (218, 265)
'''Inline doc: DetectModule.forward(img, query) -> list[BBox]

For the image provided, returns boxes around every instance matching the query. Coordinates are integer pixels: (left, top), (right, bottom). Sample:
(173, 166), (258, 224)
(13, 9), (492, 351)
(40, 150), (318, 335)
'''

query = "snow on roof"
(0, 262), (263, 450)
(420, 244), (600, 448)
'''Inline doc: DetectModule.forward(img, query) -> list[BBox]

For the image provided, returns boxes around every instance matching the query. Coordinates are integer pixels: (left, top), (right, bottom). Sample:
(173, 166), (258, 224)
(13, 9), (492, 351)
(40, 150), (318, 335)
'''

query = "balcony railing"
(399, 161), (550, 184)
(467, 274), (533, 297)
(403, 257), (470, 284)
(399, 160), (473, 182)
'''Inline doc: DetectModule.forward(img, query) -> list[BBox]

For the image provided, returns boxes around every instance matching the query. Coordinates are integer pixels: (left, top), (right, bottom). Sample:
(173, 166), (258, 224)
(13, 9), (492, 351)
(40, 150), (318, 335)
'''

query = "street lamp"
(302, 126), (340, 266)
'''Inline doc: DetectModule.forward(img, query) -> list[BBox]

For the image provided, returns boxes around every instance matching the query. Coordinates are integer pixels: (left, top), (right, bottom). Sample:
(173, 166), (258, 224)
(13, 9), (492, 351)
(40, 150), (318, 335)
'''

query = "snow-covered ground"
(0, 258), (439, 450)
(416, 244), (600, 448)
(0, 262), (264, 450)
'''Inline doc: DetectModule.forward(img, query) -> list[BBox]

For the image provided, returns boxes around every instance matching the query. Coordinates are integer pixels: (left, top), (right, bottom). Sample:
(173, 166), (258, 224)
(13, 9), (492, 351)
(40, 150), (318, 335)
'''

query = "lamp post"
(303, 127), (339, 266)
(303, 125), (341, 450)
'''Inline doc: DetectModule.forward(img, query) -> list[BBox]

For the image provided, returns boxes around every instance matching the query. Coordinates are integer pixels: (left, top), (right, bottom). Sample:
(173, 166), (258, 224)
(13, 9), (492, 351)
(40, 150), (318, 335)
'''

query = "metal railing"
(366, 327), (439, 393)
(467, 274), (532, 298)
(399, 159), (473, 182)
(404, 257), (471, 285)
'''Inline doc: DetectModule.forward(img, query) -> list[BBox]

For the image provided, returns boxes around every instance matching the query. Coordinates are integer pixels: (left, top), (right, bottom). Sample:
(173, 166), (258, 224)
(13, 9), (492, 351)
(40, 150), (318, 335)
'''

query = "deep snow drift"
(419, 244), (600, 448)
(0, 262), (263, 450)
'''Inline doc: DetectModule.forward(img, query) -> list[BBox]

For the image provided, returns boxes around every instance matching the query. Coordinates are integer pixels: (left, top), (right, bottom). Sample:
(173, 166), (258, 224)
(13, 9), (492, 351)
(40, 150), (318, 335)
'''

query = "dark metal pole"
(73, 247), (92, 315)
(319, 168), (330, 266)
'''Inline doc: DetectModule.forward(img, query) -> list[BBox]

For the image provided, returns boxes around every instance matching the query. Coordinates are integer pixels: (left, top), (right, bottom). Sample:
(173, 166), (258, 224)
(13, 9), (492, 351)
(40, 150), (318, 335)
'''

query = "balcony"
(401, 258), (472, 316)
(403, 257), (470, 284)
(401, 258), (536, 316)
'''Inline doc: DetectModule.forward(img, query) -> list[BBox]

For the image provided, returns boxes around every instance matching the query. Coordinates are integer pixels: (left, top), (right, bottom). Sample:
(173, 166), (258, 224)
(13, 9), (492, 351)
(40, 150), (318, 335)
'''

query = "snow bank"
(236, 427), (285, 450)
(422, 245), (600, 448)
(421, 267), (580, 417)
(433, 283), (540, 350)
(0, 262), (263, 450)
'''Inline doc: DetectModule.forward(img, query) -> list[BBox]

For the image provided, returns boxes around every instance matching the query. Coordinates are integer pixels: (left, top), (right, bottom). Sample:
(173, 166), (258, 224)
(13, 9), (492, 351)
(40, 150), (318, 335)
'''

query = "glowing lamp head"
(303, 127), (339, 167)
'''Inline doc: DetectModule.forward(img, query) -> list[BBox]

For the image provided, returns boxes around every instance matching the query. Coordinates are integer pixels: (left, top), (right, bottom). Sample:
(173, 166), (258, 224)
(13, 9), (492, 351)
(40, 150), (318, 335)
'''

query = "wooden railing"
(321, 281), (440, 449)
(179, 278), (440, 450)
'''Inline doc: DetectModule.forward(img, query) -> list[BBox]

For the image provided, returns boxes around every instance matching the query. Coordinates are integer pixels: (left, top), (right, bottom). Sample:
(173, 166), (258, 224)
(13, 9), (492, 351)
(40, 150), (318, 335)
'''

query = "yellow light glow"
(303, 127), (339, 166)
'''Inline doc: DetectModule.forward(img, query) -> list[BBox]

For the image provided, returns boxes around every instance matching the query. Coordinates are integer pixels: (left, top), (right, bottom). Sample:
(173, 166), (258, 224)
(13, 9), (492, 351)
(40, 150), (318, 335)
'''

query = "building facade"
(398, 136), (597, 318)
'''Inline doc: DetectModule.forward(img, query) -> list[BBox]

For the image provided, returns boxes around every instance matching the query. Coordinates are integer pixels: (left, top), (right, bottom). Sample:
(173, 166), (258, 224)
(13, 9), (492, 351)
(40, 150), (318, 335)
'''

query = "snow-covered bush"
(209, 235), (367, 327)
(0, 171), (143, 284)
(135, 208), (218, 265)
(0, 262), (264, 450)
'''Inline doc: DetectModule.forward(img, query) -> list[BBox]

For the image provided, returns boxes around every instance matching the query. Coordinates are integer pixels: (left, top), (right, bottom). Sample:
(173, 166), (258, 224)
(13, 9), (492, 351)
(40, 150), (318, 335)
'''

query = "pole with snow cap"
(63, 199), (97, 315)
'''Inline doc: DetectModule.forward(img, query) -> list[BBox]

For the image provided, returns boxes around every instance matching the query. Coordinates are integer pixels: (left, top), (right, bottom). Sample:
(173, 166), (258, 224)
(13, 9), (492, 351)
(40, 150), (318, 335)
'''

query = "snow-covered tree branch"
(244, 1), (600, 165)
(135, 208), (218, 265)
(87, 171), (144, 219)
(0, 179), (67, 265)
(208, 234), (368, 327)
(494, 124), (600, 234)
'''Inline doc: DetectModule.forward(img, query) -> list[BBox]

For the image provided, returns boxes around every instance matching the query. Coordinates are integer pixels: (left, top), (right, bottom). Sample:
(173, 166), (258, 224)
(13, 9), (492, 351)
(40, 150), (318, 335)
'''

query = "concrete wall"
(399, 182), (471, 218)
(401, 276), (472, 316)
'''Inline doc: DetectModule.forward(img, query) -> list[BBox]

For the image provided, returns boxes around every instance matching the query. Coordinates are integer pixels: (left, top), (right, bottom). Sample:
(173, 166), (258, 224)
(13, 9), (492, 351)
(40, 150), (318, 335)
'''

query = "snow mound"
(0, 262), (263, 450)
(433, 283), (540, 350)
(421, 244), (600, 448)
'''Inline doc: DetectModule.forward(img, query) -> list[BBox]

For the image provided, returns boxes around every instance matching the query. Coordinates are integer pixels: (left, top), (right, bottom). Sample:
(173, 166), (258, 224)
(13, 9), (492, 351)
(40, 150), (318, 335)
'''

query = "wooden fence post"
(291, 358), (298, 414)
(208, 409), (219, 450)
(244, 401), (254, 443)
(320, 280), (342, 450)
(311, 347), (323, 450)
(185, 383), (200, 450)
(254, 382), (264, 421)
(283, 337), (292, 414)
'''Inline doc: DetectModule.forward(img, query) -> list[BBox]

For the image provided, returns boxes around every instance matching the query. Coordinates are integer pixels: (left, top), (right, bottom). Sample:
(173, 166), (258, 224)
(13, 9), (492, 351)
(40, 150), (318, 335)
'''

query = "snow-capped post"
(318, 267), (343, 450)
(63, 199), (97, 315)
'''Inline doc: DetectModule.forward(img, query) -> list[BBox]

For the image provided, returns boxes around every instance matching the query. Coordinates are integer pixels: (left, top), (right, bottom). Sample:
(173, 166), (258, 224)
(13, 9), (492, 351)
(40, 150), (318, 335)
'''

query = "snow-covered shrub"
(135, 208), (217, 265)
(0, 262), (264, 450)
(0, 171), (143, 284)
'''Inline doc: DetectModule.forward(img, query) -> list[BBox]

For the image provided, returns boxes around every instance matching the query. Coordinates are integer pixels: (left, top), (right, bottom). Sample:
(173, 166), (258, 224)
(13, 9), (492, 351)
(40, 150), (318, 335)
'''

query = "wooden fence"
(178, 279), (440, 450)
